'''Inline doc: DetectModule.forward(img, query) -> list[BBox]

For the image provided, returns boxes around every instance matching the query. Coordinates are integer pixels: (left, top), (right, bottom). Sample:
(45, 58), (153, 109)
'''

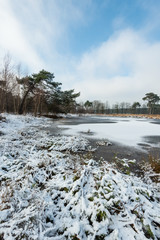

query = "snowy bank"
(0, 114), (159, 240)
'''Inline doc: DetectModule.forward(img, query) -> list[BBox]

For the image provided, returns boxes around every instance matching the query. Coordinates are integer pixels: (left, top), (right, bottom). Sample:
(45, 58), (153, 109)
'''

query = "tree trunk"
(18, 88), (31, 114)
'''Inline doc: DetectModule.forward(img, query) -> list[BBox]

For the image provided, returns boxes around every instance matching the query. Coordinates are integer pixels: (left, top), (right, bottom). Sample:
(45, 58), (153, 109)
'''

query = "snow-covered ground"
(0, 114), (160, 240)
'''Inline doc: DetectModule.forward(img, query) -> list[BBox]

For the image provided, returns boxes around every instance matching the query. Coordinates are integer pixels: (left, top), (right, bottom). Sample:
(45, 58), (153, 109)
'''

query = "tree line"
(0, 54), (80, 115)
(1, 54), (160, 116)
(77, 92), (160, 115)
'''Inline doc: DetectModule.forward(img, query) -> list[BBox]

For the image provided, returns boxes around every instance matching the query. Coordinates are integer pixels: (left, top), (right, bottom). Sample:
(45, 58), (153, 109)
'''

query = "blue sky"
(0, 0), (160, 105)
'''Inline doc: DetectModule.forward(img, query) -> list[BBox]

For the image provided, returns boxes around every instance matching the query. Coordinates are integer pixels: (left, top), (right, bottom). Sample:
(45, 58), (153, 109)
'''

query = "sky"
(0, 0), (160, 105)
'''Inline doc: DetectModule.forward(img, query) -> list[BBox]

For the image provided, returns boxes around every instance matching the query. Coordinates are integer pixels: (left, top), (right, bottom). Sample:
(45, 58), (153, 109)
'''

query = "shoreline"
(42, 113), (160, 120)
(87, 113), (160, 119)
(88, 137), (160, 177)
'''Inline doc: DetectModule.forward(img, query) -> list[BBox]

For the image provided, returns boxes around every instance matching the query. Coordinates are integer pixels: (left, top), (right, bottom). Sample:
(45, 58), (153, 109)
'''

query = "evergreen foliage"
(142, 92), (160, 114)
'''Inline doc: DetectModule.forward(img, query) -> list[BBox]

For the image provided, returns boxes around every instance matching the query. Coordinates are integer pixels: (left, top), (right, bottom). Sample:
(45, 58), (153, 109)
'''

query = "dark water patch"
(118, 119), (130, 122)
(42, 114), (63, 119)
(150, 120), (160, 125)
(88, 138), (148, 177)
(137, 143), (151, 147)
(143, 136), (160, 144)
(60, 116), (117, 125)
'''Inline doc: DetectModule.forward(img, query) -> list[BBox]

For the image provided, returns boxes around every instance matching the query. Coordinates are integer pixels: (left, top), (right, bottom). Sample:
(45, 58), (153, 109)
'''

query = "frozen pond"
(59, 116), (160, 148)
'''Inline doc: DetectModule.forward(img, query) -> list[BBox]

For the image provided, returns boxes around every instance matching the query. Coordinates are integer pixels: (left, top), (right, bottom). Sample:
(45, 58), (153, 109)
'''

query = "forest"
(0, 54), (80, 115)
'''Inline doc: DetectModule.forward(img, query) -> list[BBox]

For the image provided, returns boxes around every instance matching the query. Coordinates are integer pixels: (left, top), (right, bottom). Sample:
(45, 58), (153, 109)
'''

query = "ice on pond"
(59, 117), (160, 148)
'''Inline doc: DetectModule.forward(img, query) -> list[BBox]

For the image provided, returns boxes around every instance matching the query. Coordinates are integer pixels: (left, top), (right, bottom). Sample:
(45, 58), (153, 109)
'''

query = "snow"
(0, 114), (160, 240)
(59, 117), (160, 148)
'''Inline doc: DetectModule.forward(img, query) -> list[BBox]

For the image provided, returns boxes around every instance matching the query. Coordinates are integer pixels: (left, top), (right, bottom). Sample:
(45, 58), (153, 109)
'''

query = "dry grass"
(148, 154), (160, 173)
(100, 114), (160, 119)
(1, 186), (14, 204)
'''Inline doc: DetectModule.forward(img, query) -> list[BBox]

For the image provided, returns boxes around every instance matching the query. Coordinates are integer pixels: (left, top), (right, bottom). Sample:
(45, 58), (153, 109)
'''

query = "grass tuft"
(96, 210), (107, 222)
(148, 154), (160, 173)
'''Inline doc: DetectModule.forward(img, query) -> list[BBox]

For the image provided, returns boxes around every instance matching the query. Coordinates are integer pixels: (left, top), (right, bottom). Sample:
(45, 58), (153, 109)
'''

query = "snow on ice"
(59, 118), (160, 148)
(0, 114), (159, 240)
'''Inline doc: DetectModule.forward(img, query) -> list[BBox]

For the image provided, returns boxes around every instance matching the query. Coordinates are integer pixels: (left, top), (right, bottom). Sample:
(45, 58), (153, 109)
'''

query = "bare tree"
(112, 103), (119, 114)
(92, 100), (104, 114)
(120, 102), (125, 114)
(0, 53), (15, 112)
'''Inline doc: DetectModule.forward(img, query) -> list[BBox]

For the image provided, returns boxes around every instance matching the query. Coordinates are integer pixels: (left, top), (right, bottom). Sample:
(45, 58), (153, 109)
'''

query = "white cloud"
(67, 29), (160, 104)
(0, 0), (88, 72)
(0, 0), (45, 71)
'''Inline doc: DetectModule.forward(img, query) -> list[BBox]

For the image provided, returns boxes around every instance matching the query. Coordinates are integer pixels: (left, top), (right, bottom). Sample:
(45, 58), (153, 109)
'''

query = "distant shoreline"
(91, 113), (160, 119)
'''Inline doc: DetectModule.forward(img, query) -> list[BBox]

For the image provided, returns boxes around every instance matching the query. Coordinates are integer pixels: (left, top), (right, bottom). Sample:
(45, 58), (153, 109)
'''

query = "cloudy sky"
(0, 0), (160, 105)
